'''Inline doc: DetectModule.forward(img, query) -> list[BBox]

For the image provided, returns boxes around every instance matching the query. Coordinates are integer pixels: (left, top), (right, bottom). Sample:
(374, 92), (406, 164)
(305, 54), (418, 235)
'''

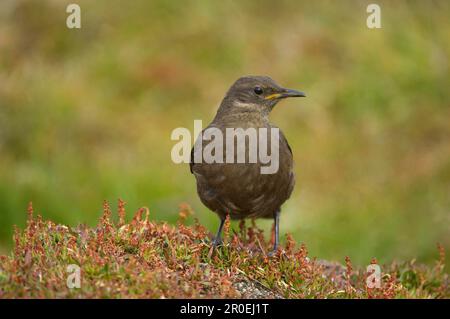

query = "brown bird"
(190, 76), (305, 254)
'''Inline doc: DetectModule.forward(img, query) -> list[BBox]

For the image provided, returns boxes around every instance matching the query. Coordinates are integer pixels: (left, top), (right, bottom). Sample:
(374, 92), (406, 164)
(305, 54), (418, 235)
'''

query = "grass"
(0, 201), (447, 299)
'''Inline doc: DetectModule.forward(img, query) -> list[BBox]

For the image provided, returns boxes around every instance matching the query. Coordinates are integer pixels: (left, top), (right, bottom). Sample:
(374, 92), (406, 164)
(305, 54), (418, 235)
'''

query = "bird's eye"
(254, 86), (263, 95)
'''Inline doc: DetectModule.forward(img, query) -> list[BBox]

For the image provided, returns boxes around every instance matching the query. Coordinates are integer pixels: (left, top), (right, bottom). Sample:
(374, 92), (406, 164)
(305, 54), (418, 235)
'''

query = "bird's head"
(218, 76), (306, 117)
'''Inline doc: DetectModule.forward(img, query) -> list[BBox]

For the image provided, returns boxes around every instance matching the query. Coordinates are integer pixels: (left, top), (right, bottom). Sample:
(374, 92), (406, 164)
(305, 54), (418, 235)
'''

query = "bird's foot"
(267, 247), (279, 257)
(211, 236), (223, 247)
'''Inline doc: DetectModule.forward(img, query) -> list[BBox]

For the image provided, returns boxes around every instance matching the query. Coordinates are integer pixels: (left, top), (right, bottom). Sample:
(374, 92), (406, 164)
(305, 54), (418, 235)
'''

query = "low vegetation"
(0, 201), (447, 298)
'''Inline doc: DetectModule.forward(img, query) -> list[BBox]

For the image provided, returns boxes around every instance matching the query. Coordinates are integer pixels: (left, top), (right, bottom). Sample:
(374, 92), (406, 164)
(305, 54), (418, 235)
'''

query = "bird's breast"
(191, 123), (295, 219)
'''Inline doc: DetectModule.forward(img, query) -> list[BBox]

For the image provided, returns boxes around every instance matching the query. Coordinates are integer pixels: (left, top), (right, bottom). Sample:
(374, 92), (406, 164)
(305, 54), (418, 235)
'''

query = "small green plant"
(0, 201), (447, 299)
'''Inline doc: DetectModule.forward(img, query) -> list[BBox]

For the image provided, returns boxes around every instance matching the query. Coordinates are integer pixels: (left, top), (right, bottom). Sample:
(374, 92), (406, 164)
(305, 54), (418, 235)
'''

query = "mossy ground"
(0, 201), (447, 299)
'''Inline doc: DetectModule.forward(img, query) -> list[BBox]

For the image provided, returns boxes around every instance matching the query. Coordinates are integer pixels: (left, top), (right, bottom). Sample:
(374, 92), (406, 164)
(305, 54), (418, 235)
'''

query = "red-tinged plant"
(223, 214), (231, 243)
(178, 202), (193, 224)
(345, 256), (354, 296)
(117, 198), (126, 226)
(436, 243), (445, 271)
(0, 202), (447, 299)
(285, 233), (296, 255)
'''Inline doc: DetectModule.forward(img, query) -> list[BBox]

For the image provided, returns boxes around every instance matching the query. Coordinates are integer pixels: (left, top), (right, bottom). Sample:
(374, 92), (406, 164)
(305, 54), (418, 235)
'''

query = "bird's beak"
(280, 88), (306, 98)
(265, 88), (306, 100)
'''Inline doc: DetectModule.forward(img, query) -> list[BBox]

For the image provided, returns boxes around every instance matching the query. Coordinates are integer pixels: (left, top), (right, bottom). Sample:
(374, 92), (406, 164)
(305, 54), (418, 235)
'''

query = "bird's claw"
(267, 247), (279, 257)
(211, 236), (223, 247)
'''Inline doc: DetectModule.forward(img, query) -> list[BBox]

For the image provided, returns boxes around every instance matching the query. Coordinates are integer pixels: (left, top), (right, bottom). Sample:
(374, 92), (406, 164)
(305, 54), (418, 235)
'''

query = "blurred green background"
(0, 0), (449, 269)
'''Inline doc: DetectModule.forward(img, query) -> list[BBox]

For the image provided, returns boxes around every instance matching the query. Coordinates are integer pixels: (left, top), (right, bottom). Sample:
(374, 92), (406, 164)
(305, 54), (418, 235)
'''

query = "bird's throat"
(214, 100), (270, 126)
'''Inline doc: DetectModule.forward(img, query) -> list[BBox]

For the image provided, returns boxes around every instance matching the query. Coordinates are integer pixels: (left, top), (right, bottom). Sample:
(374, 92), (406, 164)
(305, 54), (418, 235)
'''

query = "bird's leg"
(268, 210), (280, 256)
(211, 217), (225, 247)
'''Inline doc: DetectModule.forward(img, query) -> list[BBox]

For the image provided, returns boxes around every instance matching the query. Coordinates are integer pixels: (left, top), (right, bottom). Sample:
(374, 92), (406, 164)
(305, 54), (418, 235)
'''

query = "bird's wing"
(190, 128), (207, 174)
(280, 130), (293, 157)
(189, 145), (194, 174)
